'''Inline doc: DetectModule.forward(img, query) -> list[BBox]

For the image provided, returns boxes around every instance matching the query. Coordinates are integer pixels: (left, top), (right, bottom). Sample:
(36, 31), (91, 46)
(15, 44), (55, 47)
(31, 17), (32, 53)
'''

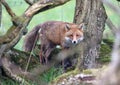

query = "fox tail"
(23, 25), (41, 52)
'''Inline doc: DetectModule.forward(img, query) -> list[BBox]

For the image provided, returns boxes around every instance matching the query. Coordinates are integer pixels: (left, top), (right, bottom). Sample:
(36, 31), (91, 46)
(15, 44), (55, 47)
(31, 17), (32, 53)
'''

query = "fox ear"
(79, 23), (85, 31)
(65, 24), (71, 31)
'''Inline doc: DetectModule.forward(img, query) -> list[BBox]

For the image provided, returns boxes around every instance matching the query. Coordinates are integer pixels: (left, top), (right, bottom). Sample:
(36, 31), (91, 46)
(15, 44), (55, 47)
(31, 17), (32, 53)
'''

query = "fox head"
(64, 23), (84, 45)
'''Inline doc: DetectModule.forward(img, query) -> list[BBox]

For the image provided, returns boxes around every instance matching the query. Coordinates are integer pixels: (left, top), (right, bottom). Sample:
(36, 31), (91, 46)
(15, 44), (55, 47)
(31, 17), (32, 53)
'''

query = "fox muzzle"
(72, 40), (78, 44)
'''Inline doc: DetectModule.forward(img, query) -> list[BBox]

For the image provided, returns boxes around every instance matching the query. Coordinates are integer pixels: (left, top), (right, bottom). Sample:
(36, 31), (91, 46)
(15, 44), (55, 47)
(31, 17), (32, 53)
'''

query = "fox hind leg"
(39, 35), (48, 64)
(39, 40), (55, 64)
(39, 44), (46, 64)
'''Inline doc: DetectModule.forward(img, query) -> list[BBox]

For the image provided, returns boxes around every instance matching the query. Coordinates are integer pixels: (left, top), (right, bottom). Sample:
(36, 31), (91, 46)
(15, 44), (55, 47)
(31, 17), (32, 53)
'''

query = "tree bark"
(74, 0), (107, 69)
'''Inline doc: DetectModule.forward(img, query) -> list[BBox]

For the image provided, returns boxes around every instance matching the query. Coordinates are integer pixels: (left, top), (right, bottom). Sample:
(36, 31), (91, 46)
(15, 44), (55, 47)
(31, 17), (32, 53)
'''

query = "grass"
(0, 78), (19, 85)
(40, 67), (63, 83)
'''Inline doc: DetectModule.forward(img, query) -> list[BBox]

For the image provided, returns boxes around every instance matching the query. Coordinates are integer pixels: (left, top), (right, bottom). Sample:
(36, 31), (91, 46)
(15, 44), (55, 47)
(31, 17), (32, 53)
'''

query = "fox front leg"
(39, 41), (55, 64)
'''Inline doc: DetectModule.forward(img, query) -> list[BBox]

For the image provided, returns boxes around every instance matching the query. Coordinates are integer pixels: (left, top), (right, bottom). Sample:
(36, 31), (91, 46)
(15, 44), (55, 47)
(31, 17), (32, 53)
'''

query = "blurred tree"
(0, 2), (1, 27)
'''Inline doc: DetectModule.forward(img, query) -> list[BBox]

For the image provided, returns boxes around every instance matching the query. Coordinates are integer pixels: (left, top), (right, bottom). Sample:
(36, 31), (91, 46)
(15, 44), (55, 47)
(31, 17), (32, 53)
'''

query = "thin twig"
(24, 0), (33, 5)
(1, 0), (16, 17)
(102, 0), (120, 15)
(106, 18), (118, 35)
(22, 28), (39, 84)
(0, 1), (2, 27)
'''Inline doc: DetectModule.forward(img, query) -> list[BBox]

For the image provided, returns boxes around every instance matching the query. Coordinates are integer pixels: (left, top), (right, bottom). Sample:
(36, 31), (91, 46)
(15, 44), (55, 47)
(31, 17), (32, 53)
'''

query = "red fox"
(23, 21), (84, 64)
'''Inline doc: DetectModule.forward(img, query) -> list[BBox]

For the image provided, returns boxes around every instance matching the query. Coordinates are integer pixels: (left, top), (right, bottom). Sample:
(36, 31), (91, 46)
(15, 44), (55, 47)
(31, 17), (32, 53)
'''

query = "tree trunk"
(74, 0), (107, 69)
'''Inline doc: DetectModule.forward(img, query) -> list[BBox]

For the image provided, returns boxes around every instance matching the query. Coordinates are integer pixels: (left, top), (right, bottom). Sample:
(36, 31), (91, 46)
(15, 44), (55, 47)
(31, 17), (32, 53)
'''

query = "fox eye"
(69, 34), (73, 37)
(76, 34), (80, 37)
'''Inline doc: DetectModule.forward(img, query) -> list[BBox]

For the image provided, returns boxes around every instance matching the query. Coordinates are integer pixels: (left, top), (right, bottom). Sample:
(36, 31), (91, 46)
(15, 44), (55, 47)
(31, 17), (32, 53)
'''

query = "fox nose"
(72, 41), (77, 44)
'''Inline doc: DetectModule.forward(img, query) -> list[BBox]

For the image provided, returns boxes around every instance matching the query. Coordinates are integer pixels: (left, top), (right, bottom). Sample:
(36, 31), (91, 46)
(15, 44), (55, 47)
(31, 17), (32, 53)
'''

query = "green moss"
(102, 39), (113, 48)
(50, 69), (80, 85)
(82, 69), (92, 74)
(98, 44), (112, 63)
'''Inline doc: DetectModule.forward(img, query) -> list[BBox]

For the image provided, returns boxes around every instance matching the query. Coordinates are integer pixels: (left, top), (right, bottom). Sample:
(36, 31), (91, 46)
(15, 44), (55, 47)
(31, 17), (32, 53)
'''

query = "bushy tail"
(23, 25), (41, 52)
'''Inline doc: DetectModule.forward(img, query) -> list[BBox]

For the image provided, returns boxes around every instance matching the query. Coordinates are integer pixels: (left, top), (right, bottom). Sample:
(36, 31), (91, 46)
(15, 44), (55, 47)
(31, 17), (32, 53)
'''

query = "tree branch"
(24, 0), (71, 17)
(96, 29), (120, 85)
(24, 1), (53, 17)
(24, 0), (33, 5)
(1, 0), (16, 17)
(0, 47), (75, 84)
(106, 18), (118, 35)
(102, 0), (120, 15)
